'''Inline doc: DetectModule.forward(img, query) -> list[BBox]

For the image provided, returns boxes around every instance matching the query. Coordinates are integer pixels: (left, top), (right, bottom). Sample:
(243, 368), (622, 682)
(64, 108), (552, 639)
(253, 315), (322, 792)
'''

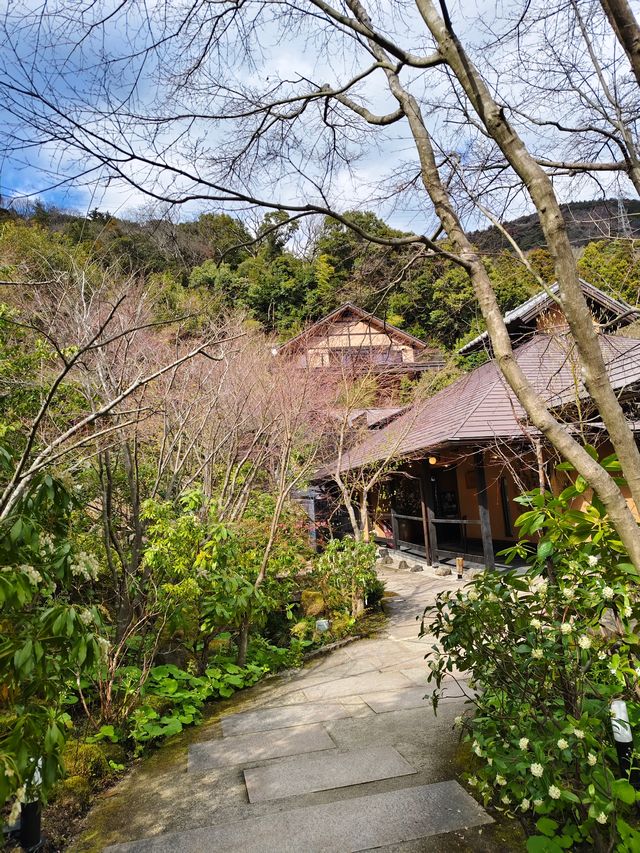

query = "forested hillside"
(2, 200), (640, 355)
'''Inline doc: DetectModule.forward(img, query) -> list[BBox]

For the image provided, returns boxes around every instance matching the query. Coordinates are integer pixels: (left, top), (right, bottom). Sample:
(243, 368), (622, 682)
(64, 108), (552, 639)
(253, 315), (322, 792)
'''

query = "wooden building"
(331, 282), (640, 568)
(275, 302), (445, 378)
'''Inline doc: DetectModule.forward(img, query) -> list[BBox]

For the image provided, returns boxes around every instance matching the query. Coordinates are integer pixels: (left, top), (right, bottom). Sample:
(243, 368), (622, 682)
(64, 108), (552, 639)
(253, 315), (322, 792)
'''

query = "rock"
(62, 741), (114, 782)
(410, 565), (424, 573)
(301, 589), (325, 616)
(434, 565), (452, 577)
(52, 774), (92, 811)
(396, 560), (409, 571)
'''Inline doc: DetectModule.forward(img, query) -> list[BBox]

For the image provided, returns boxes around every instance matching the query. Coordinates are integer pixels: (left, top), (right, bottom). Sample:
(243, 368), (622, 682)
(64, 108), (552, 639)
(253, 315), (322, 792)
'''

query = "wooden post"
(390, 507), (400, 551)
(420, 465), (439, 565)
(418, 465), (430, 561)
(456, 556), (464, 579)
(474, 450), (495, 569)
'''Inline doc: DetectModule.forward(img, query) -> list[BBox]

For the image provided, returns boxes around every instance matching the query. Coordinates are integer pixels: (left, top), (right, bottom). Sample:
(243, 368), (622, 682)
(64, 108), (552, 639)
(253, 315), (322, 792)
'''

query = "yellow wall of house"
(296, 317), (418, 367)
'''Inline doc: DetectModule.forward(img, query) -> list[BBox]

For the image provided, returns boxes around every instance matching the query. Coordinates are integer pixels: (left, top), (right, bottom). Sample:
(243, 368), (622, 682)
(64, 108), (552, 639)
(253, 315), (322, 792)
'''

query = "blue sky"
(0, 0), (633, 231)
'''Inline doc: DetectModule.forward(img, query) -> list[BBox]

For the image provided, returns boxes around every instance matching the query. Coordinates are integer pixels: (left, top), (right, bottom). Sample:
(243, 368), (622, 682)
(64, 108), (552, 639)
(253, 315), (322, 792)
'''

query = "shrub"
(313, 538), (378, 617)
(423, 456), (640, 852)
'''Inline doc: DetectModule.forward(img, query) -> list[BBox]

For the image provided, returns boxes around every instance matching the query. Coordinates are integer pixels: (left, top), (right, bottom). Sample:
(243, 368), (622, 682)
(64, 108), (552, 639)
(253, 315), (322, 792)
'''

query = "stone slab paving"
(243, 745), (417, 803)
(71, 567), (518, 853)
(188, 723), (336, 771)
(361, 686), (429, 713)
(105, 782), (492, 853)
(303, 669), (412, 701)
(221, 702), (351, 736)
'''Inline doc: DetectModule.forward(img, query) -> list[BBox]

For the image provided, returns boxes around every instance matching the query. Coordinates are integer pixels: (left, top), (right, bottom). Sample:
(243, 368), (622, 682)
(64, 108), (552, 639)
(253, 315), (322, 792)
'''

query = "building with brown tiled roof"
(275, 302), (445, 382)
(323, 282), (640, 569)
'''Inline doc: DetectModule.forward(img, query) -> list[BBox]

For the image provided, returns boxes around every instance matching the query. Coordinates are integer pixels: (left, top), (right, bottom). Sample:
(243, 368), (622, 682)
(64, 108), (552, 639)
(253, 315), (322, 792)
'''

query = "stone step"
(105, 781), (492, 853)
(244, 745), (416, 803)
(188, 724), (335, 772)
(221, 702), (351, 736)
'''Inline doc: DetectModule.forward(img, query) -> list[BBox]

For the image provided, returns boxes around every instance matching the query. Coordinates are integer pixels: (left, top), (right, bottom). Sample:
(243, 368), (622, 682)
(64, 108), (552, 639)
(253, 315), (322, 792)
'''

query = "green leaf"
(536, 817), (559, 838)
(612, 778), (637, 805)
(527, 836), (564, 853)
(537, 540), (553, 560)
(14, 638), (33, 671)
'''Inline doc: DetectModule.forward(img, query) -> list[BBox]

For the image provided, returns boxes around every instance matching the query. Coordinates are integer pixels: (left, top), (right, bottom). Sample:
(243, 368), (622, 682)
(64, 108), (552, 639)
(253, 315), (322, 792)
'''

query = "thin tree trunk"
(416, 0), (640, 520)
(341, 0), (640, 567)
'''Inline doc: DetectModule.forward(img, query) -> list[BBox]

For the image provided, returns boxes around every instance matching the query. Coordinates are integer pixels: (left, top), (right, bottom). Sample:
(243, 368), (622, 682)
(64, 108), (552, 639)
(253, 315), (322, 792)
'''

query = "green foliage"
(313, 537), (379, 617)
(88, 638), (304, 752)
(423, 453), (640, 850)
(0, 466), (105, 813)
(578, 240), (640, 305)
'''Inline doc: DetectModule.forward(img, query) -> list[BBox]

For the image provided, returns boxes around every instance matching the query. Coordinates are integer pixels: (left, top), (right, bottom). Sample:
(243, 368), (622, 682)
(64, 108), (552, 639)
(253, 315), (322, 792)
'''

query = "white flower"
(70, 551), (100, 582)
(602, 586), (614, 600)
(8, 785), (26, 825)
(467, 590), (479, 602)
(531, 618), (542, 629)
(495, 774), (507, 786)
(560, 623), (572, 635)
(533, 798), (543, 807)
(79, 608), (93, 626)
(557, 738), (569, 750)
(501, 794), (511, 805)
(598, 651), (607, 660)
(467, 775), (478, 787)
(20, 564), (42, 586)
(519, 737), (530, 750)
(530, 763), (544, 778)
(472, 741), (483, 757)
(573, 728), (585, 739)
(587, 752), (597, 766)
(562, 587), (576, 600)
(40, 533), (55, 553)
(578, 635), (592, 650)
(97, 636), (111, 662)
(548, 785), (561, 800)
(454, 715), (463, 728)
(596, 812), (607, 824)
(623, 605), (632, 618)
(587, 555), (600, 567)
(520, 798), (530, 811)
(532, 648), (544, 659)
(487, 757), (493, 766)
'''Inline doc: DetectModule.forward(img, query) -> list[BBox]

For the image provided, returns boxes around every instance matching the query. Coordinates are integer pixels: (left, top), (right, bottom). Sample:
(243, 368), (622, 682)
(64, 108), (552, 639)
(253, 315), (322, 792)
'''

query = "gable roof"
(335, 332), (640, 472)
(459, 279), (640, 354)
(276, 302), (430, 354)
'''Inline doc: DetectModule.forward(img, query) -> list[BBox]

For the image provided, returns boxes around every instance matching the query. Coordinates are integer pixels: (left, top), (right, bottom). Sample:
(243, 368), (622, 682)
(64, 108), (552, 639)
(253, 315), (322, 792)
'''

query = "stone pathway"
(72, 567), (525, 852)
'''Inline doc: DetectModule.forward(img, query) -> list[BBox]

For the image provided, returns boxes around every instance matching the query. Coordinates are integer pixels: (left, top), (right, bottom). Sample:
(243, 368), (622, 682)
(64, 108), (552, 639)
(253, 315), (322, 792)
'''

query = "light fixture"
(428, 456), (437, 465)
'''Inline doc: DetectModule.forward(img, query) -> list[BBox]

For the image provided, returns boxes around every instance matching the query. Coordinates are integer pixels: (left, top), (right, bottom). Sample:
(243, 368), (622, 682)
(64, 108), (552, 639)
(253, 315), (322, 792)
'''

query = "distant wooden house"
(325, 281), (640, 568)
(275, 303), (444, 379)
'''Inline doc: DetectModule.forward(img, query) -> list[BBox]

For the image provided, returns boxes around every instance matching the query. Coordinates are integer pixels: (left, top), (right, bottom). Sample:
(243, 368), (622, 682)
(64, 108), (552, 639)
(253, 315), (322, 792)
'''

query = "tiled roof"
(276, 302), (432, 353)
(337, 333), (640, 471)
(459, 279), (640, 354)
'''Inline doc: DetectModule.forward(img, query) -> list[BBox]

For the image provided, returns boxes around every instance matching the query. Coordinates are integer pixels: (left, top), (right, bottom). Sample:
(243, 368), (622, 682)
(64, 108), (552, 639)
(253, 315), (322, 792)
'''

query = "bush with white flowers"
(422, 452), (640, 852)
(0, 467), (104, 820)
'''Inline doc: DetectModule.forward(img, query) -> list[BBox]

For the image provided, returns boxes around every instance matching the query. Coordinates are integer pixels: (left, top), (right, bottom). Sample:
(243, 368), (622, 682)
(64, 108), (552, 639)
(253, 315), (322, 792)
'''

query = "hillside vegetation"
(2, 199), (640, 359)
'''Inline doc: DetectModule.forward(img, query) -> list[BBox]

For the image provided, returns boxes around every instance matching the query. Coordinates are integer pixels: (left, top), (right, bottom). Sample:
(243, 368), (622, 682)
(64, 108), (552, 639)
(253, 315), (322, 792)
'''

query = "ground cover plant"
(423, 451), (640, 851)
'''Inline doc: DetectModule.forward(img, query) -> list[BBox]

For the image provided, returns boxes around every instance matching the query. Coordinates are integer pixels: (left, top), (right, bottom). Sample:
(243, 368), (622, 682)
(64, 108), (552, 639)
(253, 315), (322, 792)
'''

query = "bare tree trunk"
(236, 615), (250, 668)
(598, 0), (640, 89)
(342, 0), (640, 567)
(416, 0), (640, 522)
